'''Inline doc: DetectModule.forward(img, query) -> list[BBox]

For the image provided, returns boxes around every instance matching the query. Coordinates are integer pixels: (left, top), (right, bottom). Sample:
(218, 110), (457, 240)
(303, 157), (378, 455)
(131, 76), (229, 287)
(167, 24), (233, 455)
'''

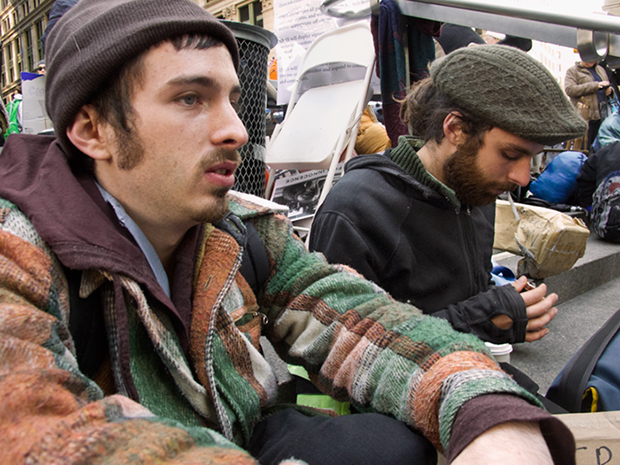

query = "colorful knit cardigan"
(0, 191), (539, 464)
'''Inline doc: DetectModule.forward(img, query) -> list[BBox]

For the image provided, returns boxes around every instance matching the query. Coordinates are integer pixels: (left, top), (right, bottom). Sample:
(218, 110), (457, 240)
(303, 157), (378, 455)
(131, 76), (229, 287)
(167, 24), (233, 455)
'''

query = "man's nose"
(213, 104), (249, 149)
(508, 157), (533, 187)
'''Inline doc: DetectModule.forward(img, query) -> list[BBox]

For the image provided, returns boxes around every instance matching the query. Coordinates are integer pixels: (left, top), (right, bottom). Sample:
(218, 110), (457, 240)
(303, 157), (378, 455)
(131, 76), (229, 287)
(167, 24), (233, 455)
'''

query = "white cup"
(485, 342), (513, 363)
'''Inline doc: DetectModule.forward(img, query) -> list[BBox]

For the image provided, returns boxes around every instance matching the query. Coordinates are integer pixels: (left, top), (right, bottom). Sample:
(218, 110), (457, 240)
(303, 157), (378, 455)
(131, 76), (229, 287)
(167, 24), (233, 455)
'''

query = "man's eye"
(502, 151), (519, 161)
(180, 94), (198, 106)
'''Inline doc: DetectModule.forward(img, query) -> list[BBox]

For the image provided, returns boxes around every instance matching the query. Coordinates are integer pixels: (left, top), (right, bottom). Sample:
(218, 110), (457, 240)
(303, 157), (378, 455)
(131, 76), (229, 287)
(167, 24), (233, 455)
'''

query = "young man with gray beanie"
(0, 0), (576, 462)
(311, 46), (586, 346)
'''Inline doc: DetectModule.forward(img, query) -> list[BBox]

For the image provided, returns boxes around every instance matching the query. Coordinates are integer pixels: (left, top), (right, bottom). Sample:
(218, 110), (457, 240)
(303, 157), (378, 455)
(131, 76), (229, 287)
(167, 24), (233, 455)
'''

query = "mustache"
(493, 182), (518, 193)
(200, 148), (242, 170)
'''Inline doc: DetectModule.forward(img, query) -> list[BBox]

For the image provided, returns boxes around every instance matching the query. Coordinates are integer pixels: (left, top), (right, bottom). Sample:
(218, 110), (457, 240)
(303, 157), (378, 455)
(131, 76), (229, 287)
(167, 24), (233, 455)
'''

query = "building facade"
(0, 0), (275, 103)
(200, 0), (275, 33)
(0, 0), (54, 103)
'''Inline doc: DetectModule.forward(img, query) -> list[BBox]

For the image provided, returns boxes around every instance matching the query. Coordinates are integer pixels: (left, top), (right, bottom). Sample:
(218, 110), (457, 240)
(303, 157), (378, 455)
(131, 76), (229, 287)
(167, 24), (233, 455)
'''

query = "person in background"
(354, 105), (391, 155)
(310, 45), (586, 347)
(0, 1), (576, 463)
(565, 59), (613, 151)
(35, 59), (46, 75)
(577, 140), (620, 242)
(593, 111), (620, 150)
(40, 0), (78, 52)
(4, 92), (22, 139)
(484, 31), (505, 44)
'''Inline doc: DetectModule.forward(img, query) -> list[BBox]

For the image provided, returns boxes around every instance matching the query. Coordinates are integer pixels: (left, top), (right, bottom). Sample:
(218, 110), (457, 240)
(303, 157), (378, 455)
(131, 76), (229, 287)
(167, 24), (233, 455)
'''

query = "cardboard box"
(556, 411), (620, 465)
(494, 200), (589, 278)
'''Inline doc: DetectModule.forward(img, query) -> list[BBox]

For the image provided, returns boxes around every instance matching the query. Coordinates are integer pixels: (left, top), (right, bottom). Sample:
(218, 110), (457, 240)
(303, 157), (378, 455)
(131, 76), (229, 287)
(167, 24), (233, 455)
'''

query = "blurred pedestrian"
(565, 59), (613, 151)
(354, 105), (391, 154)
(594, 112), (620, 150)
(4, 92), (22, 139)
(35, 60), (46, 75)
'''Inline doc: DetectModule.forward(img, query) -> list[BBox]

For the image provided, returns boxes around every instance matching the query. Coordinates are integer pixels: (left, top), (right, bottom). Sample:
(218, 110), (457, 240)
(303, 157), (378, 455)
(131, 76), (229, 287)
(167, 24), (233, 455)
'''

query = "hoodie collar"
(389, 136), (461, 208)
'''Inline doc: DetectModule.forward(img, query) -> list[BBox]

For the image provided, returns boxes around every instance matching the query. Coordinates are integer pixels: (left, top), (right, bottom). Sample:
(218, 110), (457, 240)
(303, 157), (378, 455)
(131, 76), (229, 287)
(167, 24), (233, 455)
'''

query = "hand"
(452, 422), (553, 465)
(492, 276), (558, 342)
(599, 80), (610, 89)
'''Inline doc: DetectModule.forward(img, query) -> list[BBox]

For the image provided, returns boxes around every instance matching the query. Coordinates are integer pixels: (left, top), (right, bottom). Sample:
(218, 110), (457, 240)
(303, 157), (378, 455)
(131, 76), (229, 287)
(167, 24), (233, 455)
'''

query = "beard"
(443, 137), (517, 206)
(190, 147), (242, 224)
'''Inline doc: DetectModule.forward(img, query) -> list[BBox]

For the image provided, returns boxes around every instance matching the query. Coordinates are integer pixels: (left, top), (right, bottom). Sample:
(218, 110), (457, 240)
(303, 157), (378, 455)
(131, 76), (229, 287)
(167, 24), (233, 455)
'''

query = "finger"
(525, 327), (550, 342)
(509, 276), (528, 292)
(526, 306), (557, 332)
(520, 283), (550, 307)
(524, 292), (558, 318)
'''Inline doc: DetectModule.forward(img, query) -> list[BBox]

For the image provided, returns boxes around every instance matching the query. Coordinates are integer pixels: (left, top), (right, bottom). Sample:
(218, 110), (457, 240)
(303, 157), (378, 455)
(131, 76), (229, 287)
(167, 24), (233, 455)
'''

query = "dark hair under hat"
(45, 0), (239, 157)
(429, 44), (587, 146)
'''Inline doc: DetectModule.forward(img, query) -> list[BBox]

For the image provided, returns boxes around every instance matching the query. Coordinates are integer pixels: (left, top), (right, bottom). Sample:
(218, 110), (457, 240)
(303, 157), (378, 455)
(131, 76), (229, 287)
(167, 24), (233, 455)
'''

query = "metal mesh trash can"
(223, 21), (277, 198)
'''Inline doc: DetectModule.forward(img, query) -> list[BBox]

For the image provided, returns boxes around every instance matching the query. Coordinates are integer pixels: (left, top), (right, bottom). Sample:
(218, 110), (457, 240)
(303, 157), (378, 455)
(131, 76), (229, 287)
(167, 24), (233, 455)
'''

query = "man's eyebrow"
(166, 75), (241, 95)
(502, 142), (539, 156)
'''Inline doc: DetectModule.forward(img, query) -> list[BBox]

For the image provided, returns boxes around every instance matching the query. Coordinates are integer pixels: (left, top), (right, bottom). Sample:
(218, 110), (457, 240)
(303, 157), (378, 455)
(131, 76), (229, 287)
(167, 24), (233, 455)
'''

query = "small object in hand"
(524, 281), (537, 291)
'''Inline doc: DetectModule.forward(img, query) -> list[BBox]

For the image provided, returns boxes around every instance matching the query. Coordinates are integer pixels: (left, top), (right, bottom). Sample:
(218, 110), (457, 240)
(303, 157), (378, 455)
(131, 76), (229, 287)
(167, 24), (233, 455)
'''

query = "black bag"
(546, 308), (620, 413)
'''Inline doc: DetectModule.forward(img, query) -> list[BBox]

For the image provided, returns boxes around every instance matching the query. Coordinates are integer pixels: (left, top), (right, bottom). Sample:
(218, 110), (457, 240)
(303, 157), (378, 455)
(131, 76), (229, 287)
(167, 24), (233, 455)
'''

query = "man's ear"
(66, 105), (113, 161)
(443, 112), (466, 147)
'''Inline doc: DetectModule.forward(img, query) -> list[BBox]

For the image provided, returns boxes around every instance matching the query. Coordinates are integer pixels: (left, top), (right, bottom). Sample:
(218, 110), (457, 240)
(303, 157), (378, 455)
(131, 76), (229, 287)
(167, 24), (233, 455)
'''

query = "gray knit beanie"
(429, 45), (587, 146)
(45, 0), (239, 157)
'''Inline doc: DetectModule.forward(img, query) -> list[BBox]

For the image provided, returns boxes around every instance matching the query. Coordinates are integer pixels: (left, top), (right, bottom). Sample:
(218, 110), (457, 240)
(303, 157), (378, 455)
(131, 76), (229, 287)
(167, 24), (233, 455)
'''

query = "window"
(239, 0), (263, 27)
(7, 43), (13, 83)
(25, 28), (33, 72)
(36, 19), (43, 60)
(16, 37), (22, 74)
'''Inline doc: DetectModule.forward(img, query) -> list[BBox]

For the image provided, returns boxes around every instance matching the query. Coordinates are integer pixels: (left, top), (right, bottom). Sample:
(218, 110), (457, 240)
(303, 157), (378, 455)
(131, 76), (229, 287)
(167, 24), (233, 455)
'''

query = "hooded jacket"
(310, 137), (528, 343)
(0, 134), (572, 464)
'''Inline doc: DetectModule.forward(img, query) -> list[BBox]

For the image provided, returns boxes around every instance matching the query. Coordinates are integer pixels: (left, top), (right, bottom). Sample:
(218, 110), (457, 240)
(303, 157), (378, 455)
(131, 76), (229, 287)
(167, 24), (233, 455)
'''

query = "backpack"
(239, 220), (270, 296)
(546, 308), (620, 412)
(529, 151), (586, 204)
(590, 170), (620, 242)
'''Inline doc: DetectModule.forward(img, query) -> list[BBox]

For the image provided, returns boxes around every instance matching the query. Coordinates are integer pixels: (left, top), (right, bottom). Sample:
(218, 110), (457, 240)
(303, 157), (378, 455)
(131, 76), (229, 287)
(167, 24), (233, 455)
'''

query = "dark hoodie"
(310, 137), (527, 343)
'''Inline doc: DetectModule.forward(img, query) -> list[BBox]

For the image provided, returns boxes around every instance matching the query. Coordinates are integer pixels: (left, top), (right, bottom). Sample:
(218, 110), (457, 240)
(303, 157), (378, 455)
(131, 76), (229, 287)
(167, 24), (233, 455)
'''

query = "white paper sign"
(273, 0), (371, 105)
(21, 72), (53, 134)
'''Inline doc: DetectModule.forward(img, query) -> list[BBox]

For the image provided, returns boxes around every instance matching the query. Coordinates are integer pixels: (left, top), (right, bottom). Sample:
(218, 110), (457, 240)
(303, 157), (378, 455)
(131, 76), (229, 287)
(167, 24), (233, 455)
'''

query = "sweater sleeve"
(448, 395), (575, 465)
(0, 200), (258, 464)
(256, 211), (549, 454)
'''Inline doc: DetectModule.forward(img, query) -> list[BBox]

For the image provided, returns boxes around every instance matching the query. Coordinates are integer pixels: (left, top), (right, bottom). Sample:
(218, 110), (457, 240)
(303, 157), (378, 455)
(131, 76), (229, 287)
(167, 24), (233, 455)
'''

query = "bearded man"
(310, 45), (587, 346)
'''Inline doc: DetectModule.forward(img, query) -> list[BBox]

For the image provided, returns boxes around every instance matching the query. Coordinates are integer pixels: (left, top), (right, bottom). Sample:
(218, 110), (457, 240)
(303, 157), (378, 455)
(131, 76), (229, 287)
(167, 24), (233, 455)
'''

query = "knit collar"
(390, 135), (462, 208)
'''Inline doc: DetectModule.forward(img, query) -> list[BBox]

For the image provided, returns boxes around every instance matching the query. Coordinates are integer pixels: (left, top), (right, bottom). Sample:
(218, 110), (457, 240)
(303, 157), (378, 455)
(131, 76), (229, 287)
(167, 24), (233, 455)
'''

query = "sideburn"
(115, 125), (145, 170)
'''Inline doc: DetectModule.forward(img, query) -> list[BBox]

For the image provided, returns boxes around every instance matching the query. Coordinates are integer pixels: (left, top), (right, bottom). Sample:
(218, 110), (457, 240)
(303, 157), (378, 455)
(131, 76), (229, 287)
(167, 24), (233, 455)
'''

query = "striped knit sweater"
(0, 178), (541, 462)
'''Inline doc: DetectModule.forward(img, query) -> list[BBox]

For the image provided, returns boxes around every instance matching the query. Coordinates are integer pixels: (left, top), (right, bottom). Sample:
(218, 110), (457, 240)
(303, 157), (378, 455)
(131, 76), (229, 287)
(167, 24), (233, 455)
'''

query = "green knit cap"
(429, 45), (587, 146)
